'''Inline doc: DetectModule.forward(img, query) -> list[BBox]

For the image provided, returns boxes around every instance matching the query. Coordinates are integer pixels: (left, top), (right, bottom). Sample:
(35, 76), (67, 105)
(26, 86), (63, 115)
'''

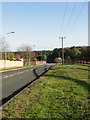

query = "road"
(2, 63), (55, 105)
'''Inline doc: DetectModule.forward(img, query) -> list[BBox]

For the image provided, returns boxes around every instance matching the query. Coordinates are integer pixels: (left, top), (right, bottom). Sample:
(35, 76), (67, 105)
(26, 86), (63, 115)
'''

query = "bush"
(37, 55), (46, 61)
(9, 53), (14, 60)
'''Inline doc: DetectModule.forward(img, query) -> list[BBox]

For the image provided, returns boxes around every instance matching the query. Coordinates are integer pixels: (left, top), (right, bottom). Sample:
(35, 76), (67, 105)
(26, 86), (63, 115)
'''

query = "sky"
(1, 1), (88, 51)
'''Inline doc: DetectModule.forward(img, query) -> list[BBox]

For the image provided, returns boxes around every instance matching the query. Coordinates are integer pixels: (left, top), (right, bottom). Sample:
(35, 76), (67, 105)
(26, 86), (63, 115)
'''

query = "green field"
(2, 64), (89, 119)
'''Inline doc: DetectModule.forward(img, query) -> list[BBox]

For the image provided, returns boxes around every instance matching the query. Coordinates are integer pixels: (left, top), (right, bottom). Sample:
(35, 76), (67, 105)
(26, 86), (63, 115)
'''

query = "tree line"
(0, 38), (89, 64)
(35, 46), (90, 64)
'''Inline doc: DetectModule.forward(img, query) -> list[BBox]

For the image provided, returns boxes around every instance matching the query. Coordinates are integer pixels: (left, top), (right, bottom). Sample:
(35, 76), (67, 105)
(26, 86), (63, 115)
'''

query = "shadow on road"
(33, 68), (38, 78)
(33, 65), (52, 78)
(1, 65), (53, 106)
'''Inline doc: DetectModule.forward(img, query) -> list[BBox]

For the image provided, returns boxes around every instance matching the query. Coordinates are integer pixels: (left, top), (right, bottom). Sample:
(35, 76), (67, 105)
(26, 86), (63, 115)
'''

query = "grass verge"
(2, 64), (89, 119)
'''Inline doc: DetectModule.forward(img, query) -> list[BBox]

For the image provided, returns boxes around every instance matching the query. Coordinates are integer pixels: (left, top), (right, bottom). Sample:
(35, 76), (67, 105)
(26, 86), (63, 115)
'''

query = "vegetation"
(0, 38), (9, 52)
(2, 64), (88, 119)
(35, 46), (89, 63)
(37, 55), (46, 61)
(9, 53), (15, 60)
(1, 46), (90, 64)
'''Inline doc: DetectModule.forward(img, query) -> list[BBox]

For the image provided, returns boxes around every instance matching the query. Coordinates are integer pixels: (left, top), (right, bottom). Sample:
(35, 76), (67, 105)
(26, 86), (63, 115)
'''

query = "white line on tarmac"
(3, 76), (9, 78)
(3, 69), (32, 79)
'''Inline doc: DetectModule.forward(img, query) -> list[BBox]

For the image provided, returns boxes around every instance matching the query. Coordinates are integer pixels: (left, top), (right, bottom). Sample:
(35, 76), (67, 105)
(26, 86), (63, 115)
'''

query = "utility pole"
(4, 32), (15, 69)
(59, 51), (60, 63)
(59, 36), (66, 65)
(29, 52), (30, 65)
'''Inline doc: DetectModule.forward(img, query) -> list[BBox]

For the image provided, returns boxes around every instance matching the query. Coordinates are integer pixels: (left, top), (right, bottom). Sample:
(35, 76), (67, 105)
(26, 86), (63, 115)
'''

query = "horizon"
(4, 45), (89, 52)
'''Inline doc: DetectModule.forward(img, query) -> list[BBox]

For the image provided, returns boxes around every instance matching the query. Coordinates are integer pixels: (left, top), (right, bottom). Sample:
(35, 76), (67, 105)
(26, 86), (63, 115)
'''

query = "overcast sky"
(1, 1), (88, 51)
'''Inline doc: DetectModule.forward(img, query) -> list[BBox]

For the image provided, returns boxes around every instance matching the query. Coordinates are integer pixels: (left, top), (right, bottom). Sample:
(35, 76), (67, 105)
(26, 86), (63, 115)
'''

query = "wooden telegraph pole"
(59, 36), (66, 64)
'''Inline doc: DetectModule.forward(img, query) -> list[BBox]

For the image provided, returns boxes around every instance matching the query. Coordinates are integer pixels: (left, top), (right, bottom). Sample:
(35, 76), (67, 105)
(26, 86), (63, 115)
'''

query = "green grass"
(2, 64), (89, 119)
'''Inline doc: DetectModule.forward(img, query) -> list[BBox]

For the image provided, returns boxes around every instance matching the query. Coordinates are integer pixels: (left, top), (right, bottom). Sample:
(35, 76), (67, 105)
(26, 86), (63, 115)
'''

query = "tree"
(0, 36), (10, 60)
(0, 37), (9, 52)
(70, 47), (81, 59)
(17, 45), (33, 65)
(9, 53), (14, 60)
(37, 55), (46, 61)
(47, 54), (55, 63)
(42, 55), (46, 61)
(65, 56), (71, 63)
(14, 54), (20, 60)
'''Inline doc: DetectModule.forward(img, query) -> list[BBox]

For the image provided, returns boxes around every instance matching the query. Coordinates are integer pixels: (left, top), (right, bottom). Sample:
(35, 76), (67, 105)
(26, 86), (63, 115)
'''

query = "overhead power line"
(60, 1), (68, 35)
(63, 0), (78, 35)
(65, 0), (88, 37)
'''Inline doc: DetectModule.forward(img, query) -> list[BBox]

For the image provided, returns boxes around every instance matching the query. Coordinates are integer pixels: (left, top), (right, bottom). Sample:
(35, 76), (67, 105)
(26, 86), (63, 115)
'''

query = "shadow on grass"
(80, 64), (89, 67)
(56, 66), (89, 71)
(62, 67), (89, 71)
(2, 65), (53, 106)
(77, 68), (89, 71)
(44, 74), (90, 92)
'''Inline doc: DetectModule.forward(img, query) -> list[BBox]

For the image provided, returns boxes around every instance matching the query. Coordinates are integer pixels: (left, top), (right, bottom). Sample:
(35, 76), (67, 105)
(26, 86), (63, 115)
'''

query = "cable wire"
(60, 1), (68, 35)
(65, 0), (88, 37)
(63, 0), (78, 35)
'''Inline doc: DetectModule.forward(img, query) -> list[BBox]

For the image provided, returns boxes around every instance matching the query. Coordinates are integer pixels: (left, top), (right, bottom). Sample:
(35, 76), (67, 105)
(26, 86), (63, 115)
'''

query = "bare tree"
(17, 45), (31, 52)
(17, 45), (32, 65)
(0, 36), (9, 52)
(0, 36), (9, 60)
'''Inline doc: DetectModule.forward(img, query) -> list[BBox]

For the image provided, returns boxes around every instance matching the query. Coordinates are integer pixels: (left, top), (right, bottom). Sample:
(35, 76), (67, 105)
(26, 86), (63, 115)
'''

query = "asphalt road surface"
(2, 63), (55, 105)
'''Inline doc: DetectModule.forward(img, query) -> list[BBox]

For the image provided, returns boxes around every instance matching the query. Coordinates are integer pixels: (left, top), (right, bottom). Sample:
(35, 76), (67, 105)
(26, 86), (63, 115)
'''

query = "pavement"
(1, 63), (56, 105)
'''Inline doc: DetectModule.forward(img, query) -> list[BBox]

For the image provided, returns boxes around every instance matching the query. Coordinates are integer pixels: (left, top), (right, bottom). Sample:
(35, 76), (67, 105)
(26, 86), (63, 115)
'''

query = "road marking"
(3, 76), (9, 78)
(16, 72), (24, 74)
(30, 69), (33, 70)
(3, 69), (31, 79)
(3, 65), (53, 79)
(9, 75), (13, 77)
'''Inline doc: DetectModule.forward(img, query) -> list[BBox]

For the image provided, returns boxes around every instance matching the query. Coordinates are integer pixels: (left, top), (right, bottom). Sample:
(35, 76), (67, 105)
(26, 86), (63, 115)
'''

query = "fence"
(0, 60), (23, 69)
(64, 59), (90, 64)
(30, 61), (46, 65)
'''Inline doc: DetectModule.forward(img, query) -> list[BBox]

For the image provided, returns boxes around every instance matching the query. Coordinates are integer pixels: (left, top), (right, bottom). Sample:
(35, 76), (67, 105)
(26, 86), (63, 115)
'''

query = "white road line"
(16, 72), (24, 74)
(3, 69), (31, 79)
(3, 76), (9, 78)
(30, 69), (33, 70)
(9, 75), (13, 77)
